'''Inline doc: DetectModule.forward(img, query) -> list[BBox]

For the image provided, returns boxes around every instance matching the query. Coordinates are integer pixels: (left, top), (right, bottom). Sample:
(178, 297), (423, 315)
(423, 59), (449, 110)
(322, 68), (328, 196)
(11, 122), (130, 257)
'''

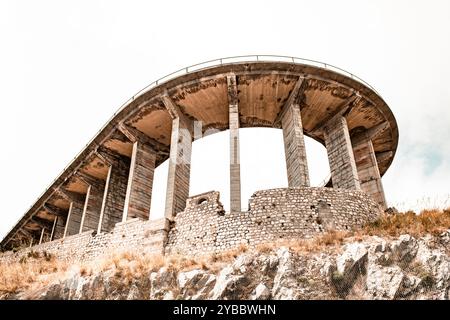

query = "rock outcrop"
(3, 231), (450, 300)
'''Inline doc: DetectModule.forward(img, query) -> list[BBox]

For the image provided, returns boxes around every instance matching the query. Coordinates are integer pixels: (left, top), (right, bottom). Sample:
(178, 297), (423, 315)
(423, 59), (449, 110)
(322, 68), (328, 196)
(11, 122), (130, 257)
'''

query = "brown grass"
(254, 230), (348, 255)
(0, 251), (68, 295)
(1, 208), (449, 296)
(359, 208), (450, 238)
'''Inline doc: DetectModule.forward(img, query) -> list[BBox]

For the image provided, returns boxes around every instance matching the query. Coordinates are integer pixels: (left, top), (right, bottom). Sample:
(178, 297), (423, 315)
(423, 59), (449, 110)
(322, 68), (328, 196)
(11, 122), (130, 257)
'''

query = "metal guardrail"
(2, 55), (377, 245)
(131, 55), (379, 100)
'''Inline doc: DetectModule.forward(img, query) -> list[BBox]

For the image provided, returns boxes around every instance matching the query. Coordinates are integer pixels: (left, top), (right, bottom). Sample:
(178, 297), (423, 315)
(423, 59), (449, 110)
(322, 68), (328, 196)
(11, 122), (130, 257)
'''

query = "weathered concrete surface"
(52, 217), (66, 241)
(98, 157), (130, 233)
(352, 131), (387, 209)
(281, 102), (310, 187)
(64, 201), (84, 237)
(79, 184), (105, 233)
(324, 115), (361, 190)
(1, 60), (398, 251)
(227, 74), (242, 212)
(123, 141), (156, 221)
(164, 116), (192, 220)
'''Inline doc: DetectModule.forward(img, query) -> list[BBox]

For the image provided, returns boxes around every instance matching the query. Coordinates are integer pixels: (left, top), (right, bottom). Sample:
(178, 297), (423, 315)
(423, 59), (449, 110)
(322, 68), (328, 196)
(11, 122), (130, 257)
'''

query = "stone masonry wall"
(0, 187), (381, 264)
(0, 218), (168, 265)
(166, 187), (381, 256)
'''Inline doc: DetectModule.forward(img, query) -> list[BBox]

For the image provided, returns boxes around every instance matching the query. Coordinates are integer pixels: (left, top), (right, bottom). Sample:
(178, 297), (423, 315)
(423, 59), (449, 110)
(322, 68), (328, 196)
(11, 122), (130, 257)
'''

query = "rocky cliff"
(3, 230), (449, 300)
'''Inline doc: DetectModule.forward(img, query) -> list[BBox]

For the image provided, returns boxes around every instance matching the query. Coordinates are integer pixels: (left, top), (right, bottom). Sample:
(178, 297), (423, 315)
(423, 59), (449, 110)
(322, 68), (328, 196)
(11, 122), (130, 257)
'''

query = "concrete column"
(38, 228), (45, 245)
(53, 216), (66, 240)
(79, 182), (105, 233)
(96, 156), (130, 233)
(123, 141), (156, 222)
(324, 115), (361, 190)
(281, 103), (310, 187)
(97, 166), (112, 233)
(227, 74), (242, 212)
(164, 116), (192, 219)
(352, 132), (387, 209)
(64, 201), (84, 237)
(50, 217), (57, 241)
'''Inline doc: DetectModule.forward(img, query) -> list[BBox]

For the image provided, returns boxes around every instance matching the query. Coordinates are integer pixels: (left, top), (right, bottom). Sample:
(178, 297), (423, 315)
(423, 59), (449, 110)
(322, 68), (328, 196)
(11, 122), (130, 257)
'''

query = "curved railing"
(1, 55), (377, 245)
(129, 54), (379, 105)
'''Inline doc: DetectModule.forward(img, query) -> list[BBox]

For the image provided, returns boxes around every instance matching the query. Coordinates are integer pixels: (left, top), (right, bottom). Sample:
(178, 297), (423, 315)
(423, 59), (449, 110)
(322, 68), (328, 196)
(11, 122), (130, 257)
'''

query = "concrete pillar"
(79, 182), (105, 233)
(123, 140), (156, 222)
(324, 115), (361, 190)
(352, 132), (387, 209)
(64, 201), (84, 237)
(53, 216), (66, 240)
(164, 116), (192, 219)
(227, 74), (242, 212)
(96, 156), (130, 233)
(281, 103), (310, 187)
(97, 166), (112, 233)
(38, 228), (45, 245)
(50, 217), (57, 241)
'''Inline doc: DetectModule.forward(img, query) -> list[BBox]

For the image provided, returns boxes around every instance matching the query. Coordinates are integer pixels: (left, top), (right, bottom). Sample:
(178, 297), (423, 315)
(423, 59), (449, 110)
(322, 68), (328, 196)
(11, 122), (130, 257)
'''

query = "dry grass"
(255, 230), (348, 255)
(1, 208), (449, 296)
(88, 250), (216, 286)
(0, 251), (68, 295)
(359, 208), (450, 238)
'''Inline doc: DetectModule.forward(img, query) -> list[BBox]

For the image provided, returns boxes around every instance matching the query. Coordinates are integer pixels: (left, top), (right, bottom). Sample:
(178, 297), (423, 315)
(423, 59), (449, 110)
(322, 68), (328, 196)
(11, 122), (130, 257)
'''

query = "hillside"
(1, 209), (449, 300)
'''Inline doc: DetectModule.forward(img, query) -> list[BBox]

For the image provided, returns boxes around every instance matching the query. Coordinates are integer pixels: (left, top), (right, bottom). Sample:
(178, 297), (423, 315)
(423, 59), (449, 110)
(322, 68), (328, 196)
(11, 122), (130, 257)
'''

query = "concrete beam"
(352, 131), (387, 209)
(74, 171), (105, 190)
(31, 216), (53, 229)
(161, 94), (189, 122)
(117, 123), (169, 156)
(95, 148), (114, 166)
(122, 140), (156, 222)
(324, 115), (361, 190)
(227, 74), (242, 212)
(19, 228), (34, 240)
(55, 188), (85, 204)
(274, 77), (306, 126)
(376, 151), (394, 164)
(311, 94), (360, 136)
(95, 146), (125, 166)
(366, 121), (389, 140)
(43, 203), (68, 218)
(163, 100), (193, 219)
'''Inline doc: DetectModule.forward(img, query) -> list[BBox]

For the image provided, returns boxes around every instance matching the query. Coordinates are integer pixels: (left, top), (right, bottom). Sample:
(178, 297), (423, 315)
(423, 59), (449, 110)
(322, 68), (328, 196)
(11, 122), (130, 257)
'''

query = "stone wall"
(0, 218), (168, 265)
(0, 187), (381, 264)
(165, 187), (381, 255)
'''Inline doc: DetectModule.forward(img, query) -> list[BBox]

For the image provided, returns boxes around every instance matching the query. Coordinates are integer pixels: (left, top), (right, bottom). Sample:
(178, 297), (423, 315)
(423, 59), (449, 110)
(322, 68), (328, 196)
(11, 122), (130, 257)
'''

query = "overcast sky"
(1, 0), (450, 240)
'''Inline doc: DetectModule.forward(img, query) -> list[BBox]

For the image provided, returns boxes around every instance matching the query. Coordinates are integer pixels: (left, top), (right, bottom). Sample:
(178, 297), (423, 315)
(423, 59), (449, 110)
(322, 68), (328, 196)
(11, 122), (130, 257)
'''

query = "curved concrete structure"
(0, 56), (398, 251)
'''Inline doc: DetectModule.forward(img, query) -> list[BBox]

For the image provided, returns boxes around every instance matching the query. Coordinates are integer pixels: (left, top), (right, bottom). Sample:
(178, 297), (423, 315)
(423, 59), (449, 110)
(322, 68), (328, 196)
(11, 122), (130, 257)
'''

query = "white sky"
(1, 0), (450, 240)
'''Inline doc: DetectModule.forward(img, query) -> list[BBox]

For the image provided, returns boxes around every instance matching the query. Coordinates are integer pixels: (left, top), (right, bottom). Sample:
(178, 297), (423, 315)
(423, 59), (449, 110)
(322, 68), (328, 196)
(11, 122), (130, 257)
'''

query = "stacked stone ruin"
(0, 56), (398, 261)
